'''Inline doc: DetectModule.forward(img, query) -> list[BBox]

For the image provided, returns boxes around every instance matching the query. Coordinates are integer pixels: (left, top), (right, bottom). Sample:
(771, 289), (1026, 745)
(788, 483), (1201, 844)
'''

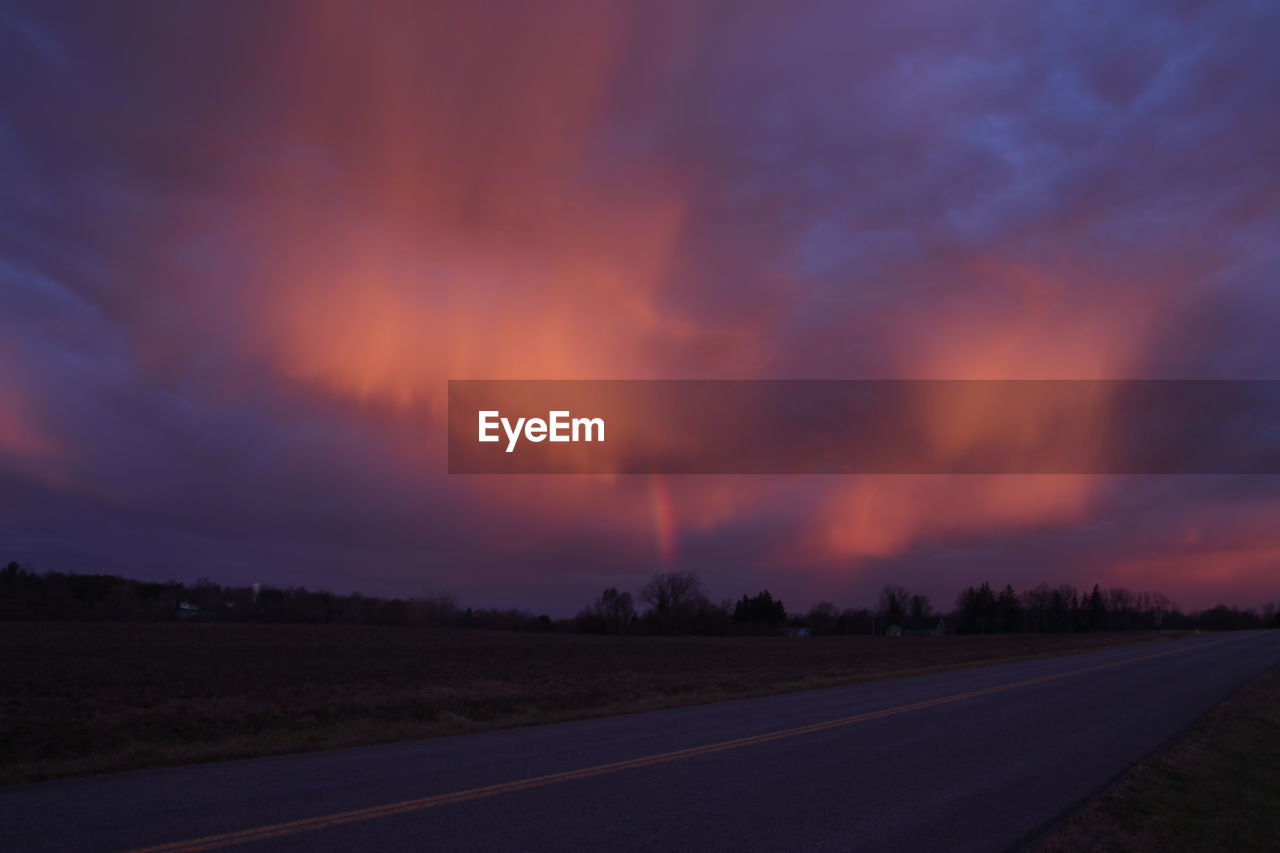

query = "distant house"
(176, 601), (200, 619)
(786, 626), (811, 637)
(885, 624), (903, 637)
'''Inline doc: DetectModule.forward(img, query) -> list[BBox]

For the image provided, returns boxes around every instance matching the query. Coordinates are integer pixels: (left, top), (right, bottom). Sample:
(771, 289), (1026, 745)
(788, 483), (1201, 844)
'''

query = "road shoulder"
(1028, 661), (1280, 853)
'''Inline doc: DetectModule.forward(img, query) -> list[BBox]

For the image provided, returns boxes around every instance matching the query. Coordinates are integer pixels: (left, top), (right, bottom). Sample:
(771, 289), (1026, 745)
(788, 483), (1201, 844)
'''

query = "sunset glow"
(2, 0), (1278, 612)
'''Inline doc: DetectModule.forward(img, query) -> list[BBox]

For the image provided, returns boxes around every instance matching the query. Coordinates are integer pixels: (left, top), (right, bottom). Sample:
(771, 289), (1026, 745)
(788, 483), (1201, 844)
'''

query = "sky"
(1, 0), (1278, 615)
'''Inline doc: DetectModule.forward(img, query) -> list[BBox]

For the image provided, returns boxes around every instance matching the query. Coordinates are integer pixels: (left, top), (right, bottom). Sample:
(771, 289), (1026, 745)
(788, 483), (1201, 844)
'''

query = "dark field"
(0, 623), (1180, 785)
(1033, 662), (1280, 853)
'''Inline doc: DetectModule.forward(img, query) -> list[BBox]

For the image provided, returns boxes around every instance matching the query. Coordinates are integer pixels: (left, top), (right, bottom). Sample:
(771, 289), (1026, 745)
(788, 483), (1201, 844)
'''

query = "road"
(2, 631), (1278, 852)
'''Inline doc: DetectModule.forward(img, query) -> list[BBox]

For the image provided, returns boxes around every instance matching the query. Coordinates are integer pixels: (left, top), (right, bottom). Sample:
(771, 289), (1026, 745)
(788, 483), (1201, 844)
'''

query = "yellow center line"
(129, 635), (1243, 852)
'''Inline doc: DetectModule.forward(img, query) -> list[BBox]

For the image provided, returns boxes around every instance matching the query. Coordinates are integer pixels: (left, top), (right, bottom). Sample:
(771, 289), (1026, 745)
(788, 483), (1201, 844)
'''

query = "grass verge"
(1031, 663), (1280, 853)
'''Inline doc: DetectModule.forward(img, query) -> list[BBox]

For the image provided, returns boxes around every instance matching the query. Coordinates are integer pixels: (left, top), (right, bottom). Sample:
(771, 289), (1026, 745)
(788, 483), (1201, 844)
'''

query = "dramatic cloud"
(1, 0), (1278, 612)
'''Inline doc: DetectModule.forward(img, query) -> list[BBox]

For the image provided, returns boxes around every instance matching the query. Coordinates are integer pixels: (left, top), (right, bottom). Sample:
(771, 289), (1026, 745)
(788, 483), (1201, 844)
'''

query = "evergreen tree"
(732, 590), (787, 633)
(1088, 584), (1107, 631)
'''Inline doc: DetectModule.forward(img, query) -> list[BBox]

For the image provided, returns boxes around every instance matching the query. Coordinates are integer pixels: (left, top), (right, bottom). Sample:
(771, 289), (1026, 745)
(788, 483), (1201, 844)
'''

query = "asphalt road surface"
(3, 631), (1278, 853)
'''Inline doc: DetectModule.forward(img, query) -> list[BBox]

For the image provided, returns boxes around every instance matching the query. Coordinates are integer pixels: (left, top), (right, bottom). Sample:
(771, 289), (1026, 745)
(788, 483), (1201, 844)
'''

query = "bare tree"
(414, 592), (459, 626)
(807, 601), (838, 635)
(908, 593), (933, 628)
(578, 587), (636, 633)
(878, 584), (910, 630)
(639, 571), (709, 632)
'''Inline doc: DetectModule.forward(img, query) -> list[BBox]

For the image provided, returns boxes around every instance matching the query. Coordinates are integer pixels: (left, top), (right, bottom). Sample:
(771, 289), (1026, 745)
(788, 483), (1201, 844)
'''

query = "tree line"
(2, 561), (1276, 634)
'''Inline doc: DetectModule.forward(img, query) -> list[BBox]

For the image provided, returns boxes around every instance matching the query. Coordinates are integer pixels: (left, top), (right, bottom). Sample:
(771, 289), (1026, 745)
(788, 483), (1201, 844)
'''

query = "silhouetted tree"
(1087, 584), (1106, 631)
(638, 571), (710, 634)
(996, 585), (1023, 633)
(1198, 604), (1263, 631)
(577, 587), (636, 634)
(878, 584), (910, 632)
(906, 594), (934, 630)
(806, 601), (838, 635)
(732, 590), (787, 633)
(836, 607), (878, 635)
(955, 582), (999, 634)
(413, 593), (460, 626)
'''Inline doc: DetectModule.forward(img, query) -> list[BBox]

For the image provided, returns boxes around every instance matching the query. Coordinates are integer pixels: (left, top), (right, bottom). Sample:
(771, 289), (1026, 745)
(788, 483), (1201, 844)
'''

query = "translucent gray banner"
(448, 380), (1280, 474)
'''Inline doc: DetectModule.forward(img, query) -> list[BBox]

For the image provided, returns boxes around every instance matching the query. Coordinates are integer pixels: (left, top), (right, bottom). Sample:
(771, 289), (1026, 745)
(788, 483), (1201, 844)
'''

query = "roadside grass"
(0, 623), (1182, 786)
(1031, 663), (1280, 853)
